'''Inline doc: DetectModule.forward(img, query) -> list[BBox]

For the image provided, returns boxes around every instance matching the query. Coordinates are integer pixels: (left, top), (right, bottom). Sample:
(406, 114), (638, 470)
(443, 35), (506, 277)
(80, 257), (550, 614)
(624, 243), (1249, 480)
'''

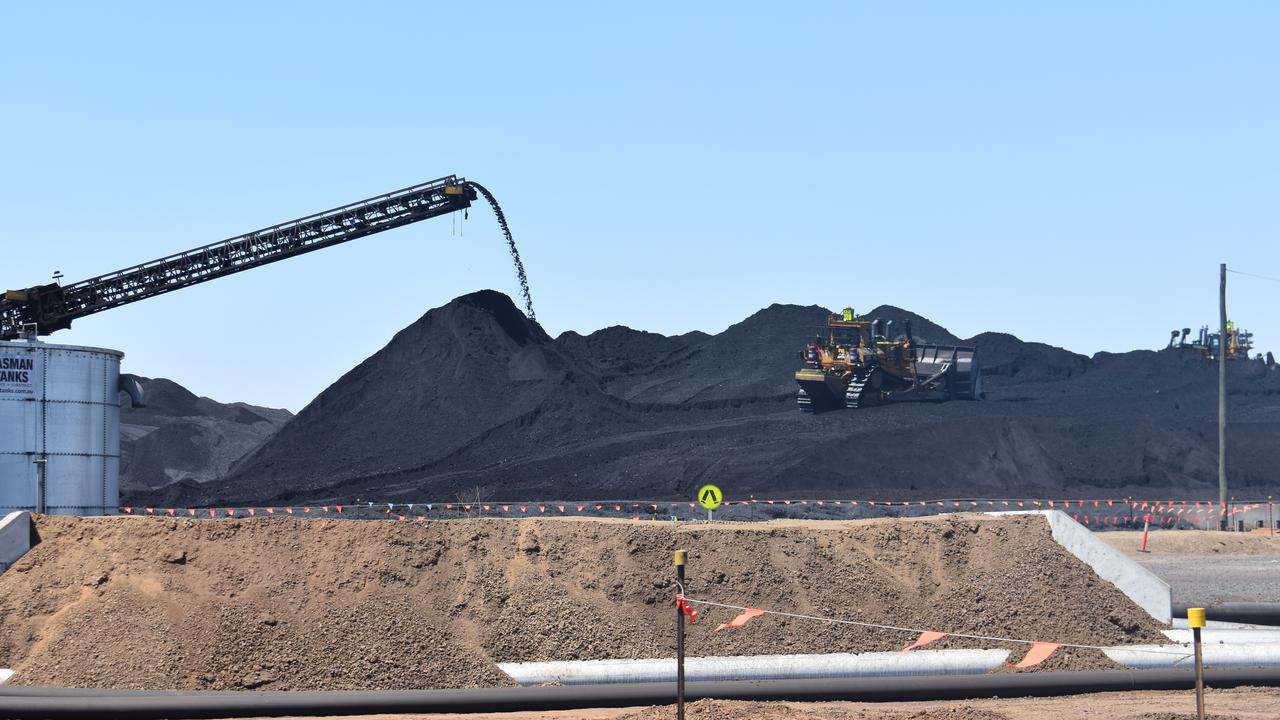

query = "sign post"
(674, 549), (687, 720)
(1189, 607), (1207, 720)
(697, 484), (722, 521)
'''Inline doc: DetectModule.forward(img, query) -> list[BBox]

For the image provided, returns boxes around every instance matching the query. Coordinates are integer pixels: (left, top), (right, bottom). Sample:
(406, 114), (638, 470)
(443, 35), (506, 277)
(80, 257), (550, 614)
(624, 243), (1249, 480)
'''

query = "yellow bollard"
(1189, 607), (1206, 720)
(675, 550), (687, 720)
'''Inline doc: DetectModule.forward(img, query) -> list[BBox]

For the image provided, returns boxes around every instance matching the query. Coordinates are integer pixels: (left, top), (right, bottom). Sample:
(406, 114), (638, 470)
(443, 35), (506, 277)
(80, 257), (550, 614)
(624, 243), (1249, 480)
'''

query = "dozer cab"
(795, 308), (982, 412)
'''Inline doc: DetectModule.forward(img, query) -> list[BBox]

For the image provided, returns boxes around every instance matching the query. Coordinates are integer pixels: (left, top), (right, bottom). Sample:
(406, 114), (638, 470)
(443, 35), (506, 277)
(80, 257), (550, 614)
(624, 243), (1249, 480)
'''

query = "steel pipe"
(1, 668), (1279, 719)
(1175, 603), (1280, 627)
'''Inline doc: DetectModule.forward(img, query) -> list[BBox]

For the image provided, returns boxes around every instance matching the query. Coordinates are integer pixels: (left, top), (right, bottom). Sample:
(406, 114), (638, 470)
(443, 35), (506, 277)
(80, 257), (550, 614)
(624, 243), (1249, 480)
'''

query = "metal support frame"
(1, 177), (475, 340)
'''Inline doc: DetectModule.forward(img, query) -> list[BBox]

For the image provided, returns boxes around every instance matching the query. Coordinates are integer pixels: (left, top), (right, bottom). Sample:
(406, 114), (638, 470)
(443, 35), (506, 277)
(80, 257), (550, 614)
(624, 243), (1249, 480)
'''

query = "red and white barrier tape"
(678, 594), (1195, 667)
(119, 498), (1273, 522)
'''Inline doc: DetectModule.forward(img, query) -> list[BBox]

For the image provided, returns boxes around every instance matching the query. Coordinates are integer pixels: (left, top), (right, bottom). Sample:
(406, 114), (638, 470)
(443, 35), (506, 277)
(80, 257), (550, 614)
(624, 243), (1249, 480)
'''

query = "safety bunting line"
(677, 594), (1196, 669)
(119, 498), (1273, 523)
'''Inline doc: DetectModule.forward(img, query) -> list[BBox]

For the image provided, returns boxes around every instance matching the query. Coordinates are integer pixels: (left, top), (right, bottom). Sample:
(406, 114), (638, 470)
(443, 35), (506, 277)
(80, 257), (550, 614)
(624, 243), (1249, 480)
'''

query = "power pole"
(1219, 263), (1228, 531)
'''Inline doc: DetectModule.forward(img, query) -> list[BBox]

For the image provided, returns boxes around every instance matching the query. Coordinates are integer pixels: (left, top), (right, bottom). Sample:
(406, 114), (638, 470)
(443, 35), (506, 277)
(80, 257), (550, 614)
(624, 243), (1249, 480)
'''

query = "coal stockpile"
(119, 375), (292, 494)
(145, 290), (1279, 508)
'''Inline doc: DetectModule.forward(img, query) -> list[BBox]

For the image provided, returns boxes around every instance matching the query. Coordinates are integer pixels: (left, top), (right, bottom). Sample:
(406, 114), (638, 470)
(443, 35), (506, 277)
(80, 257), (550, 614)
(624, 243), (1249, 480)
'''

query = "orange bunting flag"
(1011, 641), (1062, 668)
(902, 631), (949, 652)
(714, 608), (765, 632)
(675, 595), (699, 624)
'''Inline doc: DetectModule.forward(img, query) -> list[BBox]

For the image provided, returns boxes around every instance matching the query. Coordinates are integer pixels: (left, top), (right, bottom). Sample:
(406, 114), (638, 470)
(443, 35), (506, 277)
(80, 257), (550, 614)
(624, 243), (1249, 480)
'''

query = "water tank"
(0, 339), (122, 515)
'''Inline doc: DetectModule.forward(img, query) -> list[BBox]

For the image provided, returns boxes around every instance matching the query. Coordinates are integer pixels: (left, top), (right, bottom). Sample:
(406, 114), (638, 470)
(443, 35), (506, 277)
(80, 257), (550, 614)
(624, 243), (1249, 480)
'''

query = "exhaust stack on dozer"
(795, 308), (982, 413)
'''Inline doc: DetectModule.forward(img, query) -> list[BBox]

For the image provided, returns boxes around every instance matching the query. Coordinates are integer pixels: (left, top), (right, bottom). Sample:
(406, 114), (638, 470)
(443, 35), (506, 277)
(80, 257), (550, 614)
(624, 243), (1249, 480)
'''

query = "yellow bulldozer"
(795, 308), (982, 412)
(1168, 323), (1255, 361)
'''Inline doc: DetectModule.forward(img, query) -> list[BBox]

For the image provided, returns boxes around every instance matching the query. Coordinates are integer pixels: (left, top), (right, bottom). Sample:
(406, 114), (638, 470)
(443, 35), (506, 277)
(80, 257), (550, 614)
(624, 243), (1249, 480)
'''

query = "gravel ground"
(1131, 556), (1280, 606)
(1101, 531), (1280, 605)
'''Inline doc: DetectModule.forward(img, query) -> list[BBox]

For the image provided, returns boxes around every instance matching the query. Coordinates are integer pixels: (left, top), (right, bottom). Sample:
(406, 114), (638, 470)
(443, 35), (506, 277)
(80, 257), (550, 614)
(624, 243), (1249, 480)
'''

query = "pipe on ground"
(498, 649), (1010, 685)
(1, 668), (1279, 719)
(1106, 643), (1280, 670)
(1162, 628), (1280, 644)
(1175, 603), (1280, 627)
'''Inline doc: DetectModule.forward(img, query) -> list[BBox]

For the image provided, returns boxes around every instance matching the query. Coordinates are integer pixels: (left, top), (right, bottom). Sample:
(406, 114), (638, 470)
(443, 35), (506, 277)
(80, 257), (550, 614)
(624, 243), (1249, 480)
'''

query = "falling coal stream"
(466, 181), (536, 321)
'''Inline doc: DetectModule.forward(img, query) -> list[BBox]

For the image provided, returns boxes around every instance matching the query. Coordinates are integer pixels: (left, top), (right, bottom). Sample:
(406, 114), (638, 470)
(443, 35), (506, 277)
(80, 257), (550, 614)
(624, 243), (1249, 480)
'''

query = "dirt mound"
(0, 514), (1162, 690)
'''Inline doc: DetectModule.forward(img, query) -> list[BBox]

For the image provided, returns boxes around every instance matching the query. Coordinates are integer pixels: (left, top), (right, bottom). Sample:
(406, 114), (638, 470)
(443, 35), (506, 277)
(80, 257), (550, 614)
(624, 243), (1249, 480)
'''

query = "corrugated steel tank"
(0, 339), (122, 515)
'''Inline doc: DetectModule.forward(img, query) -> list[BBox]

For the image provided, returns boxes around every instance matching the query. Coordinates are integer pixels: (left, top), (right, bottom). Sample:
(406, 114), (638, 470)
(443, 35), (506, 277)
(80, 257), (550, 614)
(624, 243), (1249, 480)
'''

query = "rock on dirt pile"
(0, 513), (1162, 690)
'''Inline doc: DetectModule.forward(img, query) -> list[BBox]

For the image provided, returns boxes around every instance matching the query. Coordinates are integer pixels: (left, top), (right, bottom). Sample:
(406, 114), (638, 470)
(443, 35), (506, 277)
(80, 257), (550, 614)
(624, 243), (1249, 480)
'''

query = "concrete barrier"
(990, 510), (1172, 624)
(0, 512), (33, 575)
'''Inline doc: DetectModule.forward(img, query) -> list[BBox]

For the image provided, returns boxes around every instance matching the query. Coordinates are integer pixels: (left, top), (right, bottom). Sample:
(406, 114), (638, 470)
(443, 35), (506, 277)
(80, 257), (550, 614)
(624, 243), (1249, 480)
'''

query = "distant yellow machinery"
(795, 308), (982, 412)
(1168, 323), (1255, 360)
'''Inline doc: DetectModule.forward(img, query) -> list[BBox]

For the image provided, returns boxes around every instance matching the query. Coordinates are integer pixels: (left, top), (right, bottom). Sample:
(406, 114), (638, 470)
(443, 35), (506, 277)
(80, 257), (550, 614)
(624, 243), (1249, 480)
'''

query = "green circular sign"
(697, 484), (723, 510)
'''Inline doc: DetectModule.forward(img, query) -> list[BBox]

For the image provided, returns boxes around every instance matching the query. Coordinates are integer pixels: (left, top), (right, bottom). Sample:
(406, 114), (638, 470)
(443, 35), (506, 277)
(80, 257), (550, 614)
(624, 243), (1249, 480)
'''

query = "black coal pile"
(156, 291), (1279, 507)
(119, 376), (291, 495)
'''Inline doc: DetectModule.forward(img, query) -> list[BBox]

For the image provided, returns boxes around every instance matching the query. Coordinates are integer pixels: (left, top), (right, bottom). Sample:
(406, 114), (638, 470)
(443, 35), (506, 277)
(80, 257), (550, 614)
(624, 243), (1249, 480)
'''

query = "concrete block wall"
(0, 511), (33, 575)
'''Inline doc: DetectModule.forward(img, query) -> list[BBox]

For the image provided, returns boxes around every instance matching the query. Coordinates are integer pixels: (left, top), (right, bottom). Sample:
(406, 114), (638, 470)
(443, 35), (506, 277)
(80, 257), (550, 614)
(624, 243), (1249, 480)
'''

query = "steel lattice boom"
(1, 176), (476, 340)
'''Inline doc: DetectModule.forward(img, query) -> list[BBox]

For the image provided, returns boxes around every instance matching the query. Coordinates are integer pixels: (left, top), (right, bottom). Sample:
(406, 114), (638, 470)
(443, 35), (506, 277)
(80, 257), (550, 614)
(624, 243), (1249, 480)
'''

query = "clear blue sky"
(3, 2), (1276, 411)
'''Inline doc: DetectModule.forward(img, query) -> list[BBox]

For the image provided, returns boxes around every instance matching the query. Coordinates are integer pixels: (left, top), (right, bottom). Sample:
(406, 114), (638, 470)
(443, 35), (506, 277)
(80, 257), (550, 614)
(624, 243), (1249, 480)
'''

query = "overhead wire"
(1226, 268), (1280, 284)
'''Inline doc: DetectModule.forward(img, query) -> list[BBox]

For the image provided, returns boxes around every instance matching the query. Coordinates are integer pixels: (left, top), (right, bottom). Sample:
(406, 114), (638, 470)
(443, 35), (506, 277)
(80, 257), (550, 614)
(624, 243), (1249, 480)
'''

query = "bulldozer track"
(845, 368), (876, 408)
(797, 388), (814, 412)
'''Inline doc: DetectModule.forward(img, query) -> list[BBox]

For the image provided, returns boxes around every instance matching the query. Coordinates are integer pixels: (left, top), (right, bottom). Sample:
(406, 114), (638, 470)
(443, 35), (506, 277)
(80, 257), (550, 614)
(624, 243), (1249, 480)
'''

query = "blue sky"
(2, 2), (1276, 411)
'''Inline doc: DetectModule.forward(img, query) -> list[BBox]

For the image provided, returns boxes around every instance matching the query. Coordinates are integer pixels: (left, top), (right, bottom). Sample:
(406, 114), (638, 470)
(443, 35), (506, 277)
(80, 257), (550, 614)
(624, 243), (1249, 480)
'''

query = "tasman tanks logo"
(0, 356), (33, 383)
(0, 355), (35, 394)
